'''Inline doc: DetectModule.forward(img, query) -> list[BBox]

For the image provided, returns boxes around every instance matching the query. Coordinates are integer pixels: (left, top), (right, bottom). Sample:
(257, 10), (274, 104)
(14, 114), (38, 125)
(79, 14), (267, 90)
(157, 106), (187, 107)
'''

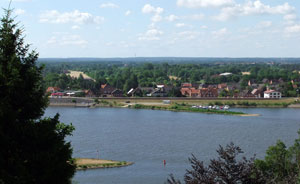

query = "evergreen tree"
(0, 10), (75, 184)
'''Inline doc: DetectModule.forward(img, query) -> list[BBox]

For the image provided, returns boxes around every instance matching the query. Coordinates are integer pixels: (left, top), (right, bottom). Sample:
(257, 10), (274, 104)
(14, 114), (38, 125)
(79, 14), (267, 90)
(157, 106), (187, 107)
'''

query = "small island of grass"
(75, 158), (133, 170)
(129, 103), (259, 116)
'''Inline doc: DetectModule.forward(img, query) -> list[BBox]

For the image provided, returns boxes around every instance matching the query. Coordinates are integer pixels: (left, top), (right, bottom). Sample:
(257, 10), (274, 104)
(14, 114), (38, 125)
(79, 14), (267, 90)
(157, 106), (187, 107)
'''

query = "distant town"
(43, 60), (300, 100)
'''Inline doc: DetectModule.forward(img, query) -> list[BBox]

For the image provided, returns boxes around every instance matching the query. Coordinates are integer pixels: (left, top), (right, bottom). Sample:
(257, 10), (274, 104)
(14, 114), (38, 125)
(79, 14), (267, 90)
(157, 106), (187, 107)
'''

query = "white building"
(220, 72), (232, 76)
(264, 90), (282, 99)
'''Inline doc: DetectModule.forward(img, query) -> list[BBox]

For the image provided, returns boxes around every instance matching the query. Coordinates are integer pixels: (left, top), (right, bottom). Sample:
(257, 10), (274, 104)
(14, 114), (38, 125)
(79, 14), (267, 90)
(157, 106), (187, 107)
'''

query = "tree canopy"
(0, 10), (75, 184)
(167, 131), (300, 184)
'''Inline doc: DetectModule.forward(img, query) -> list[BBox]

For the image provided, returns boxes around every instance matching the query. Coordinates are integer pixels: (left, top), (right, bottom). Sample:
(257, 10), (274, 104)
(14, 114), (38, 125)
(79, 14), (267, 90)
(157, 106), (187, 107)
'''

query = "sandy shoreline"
(75, 158), (133, 170)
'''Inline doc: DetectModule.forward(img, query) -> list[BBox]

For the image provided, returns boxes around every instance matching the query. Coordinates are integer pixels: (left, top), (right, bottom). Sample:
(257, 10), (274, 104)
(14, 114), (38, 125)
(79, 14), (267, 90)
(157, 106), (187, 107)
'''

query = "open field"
(75, 158), (133, 170)
(67, 70), (95, 81)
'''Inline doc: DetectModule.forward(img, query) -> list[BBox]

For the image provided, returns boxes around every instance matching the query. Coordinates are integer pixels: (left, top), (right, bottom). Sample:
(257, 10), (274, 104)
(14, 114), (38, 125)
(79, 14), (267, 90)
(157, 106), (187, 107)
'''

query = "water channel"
(45, 107), (300, 184)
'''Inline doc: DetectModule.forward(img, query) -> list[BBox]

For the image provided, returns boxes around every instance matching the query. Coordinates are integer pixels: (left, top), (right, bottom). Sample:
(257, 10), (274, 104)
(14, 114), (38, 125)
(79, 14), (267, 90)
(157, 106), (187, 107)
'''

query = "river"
(44, 107), (300, 184)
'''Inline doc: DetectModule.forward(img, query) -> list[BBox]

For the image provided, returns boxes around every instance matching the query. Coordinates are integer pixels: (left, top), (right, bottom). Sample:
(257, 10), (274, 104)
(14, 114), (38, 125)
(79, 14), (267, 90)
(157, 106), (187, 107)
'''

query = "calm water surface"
(44, 107), (300, 184)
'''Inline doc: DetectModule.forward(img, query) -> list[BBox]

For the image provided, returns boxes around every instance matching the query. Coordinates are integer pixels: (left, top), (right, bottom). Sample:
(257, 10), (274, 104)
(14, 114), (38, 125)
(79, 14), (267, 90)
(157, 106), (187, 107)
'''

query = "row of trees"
(42, 62), (300, 86)
(42, 61), (300, 97)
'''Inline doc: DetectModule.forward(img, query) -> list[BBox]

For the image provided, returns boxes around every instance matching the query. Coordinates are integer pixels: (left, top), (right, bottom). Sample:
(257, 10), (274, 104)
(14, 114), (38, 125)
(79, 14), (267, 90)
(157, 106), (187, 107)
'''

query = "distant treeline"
(38, 57), (300, 64)
(41, 61), (300, 97)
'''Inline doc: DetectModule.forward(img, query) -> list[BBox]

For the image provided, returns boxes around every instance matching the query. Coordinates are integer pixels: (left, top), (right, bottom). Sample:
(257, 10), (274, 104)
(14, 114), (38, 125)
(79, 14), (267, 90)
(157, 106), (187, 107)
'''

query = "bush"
(214, 101), (224, 106)
(167, 143), (265, 184)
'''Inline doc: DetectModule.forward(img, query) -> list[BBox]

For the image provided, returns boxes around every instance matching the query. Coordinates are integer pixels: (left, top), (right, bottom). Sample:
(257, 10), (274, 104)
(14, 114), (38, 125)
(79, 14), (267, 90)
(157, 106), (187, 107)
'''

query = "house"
(264, 90), (282, 99)
(248, 80), (257, 87)
(218, 83), (227, 89)
(199, 88), (218, 98)
(270, 78), (284, 85)
(181, 83), (192, 88)
(227, 83), (239, 91)
(127, 88), (143, 97)
(147, 88), (167, 97)
(51, 92), (65, 97)
(140, 87), (155, 94)
(251, 89), (263, 98)
(100, 84), (116, 97)
(84, 89), (97, 97)
(242, 72), (251, 75)
(239, 90), (256, 98)
(181, 88), (193, 96)
(181, 83), (198, 88)
(156, 84), (174, 93)
(180, 87), (201, 97)
(111, 89), (124, 97)
(190, 88), (201, 97)
(46, 87), (60, 93)
(198, 83), (209, 89)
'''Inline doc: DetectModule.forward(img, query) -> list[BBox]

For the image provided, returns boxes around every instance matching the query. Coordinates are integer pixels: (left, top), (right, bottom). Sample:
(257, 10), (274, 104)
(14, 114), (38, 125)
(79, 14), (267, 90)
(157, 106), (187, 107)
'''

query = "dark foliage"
(255, 130), (300, 184)
(167, 143), (265, 184)
(0, 10), (75, 184)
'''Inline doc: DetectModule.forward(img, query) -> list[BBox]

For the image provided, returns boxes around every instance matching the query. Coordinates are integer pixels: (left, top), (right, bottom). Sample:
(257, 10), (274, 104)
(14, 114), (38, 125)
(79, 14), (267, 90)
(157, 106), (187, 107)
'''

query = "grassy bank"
(49, 97), (299, 109)
(129, 103), (247, 116)
(75, 158), (133, 170)
(101, 98), (298, 108)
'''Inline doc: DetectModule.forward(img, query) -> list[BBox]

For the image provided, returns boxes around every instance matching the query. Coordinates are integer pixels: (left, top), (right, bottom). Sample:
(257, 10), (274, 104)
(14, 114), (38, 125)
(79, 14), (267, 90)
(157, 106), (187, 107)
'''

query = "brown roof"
(46, 87), (60, 93)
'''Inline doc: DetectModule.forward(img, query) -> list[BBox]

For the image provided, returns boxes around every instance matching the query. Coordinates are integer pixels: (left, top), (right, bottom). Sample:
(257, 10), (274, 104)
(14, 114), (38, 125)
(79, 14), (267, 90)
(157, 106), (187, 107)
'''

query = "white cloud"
(285, 25), (300, 33)
(284, 14), (297, 25)
(242, 1), (294, 15)
(15, 9), (25, 15)
(151, 14), (163, 22)
(176, 23), (186, 27)
(125, 10), (131, 16)
(165, 14), (205, 22)
(166, 14), (179, 22)
(40, 10), (104, 24)
(215, 1), (295, 21)
(177, 0), (234, 8)
(47, 34), (88, 47)
(177, 31), (200, 40)
(71, 25), (80, 30)
(139, 28), (163, 41)
(284, 14), (297, 21)
(257, 21), (272, 28)
(100, 3), (119, 8)
(185, 14), (205, 20)
(142, 4), (164, 24)
(142, 4), (164, 14)
(212, 28), (228, 38)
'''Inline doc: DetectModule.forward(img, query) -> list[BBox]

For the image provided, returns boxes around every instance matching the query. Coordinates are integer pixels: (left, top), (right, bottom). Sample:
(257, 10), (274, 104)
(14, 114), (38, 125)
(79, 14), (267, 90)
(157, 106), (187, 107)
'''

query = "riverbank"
(75, 158), (133, 170)
(49, 97), (299, 108)
(98, 97), (297, 108)
(48, 97), (300, 113)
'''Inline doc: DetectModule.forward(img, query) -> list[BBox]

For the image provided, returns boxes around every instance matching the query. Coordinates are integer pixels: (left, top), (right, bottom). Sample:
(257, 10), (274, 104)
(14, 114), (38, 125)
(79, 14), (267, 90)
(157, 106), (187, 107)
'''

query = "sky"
(1, 0), (300, 58)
